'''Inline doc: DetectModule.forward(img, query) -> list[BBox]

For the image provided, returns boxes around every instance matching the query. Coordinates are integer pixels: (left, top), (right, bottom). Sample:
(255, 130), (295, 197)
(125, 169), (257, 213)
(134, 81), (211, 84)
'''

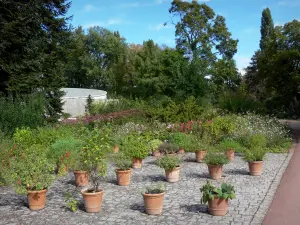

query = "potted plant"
(157, 142), (179, 155)
(203, 152), (229, 180)
(186, 139), (209, 163)
(142, 183), (165, 215)
(168, 132), (191, 154)
(71, 150), (89, 187)
(149, 139), (163, 157)
(48, 138), (82, 176)
(156, 155), (182, 182)
(200, 181), (236, 216)
(242, 134), (267, 176)
(122, 134), (150, 169)
(218, 139), (241, 162)
(113, 153), (132, 186)
(111, 133), (122, 153)
(4, 144), (55, 210)
(243, 148), (266, 176)
(81, 129), (110, 213)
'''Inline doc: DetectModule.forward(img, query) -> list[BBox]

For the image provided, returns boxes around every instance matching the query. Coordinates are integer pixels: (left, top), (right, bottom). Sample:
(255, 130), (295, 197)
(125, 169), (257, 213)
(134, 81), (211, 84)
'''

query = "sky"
(67, 0), (300, 74)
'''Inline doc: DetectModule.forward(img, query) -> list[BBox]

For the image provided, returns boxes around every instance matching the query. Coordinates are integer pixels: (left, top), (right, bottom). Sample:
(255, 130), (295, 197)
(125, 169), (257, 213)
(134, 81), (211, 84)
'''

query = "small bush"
(122, 134), (150, 160)
(200, 181), (236, 204)
(204, 152), (229, 165)
(243, 148), (266, 162)
(158, 142), (179, 155)
(156, 155), (182, 171)
(143, 183), (165, 194)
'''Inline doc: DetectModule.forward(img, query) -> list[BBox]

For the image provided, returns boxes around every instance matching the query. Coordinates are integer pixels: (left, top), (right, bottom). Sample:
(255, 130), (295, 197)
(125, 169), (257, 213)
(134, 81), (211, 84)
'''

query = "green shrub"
(243, 148), (266, 162)
(156, 155), (182, 171)
(200, 181), (236, 204)
(3, 144), (55, 195)
(149, 139), (163, 151)
(122, 134), (150, 160)
(184, 135), (211, 152)
(0, 94), (45, 136)
(242, 134), (267, 149)
(111, 153), (132, 170)
(218, 139), (241, 152)
(158, 142), (179, 154)
(143, 183), (165, 194)
(203, 152), (229, 165)
(64, 192), (78, 212)
(168, 132), (193, 149)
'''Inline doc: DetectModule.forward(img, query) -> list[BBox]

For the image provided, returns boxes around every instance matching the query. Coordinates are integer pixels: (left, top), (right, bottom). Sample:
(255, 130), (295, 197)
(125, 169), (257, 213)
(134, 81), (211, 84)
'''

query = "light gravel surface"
(0, 152), (290, 225)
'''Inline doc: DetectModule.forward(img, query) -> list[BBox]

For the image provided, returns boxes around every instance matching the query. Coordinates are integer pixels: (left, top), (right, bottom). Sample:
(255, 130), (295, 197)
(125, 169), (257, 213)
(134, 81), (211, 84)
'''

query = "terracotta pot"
(226, 149), (235, 162)
(152, 150), (161, 157)
(208, 164), (223, 180)
(165, 166), (180, 182)
(116, 169), (132, 186)
(208, 197), (228, 216)
(73, 170), (89, 186)
(196, 150), (207, 162)
(248, 161), (263, 176)
(113, 145), (119, 153)
(143, 192), (165, 215)
(81, 189), (104, 213)
(178, 148), (185, 154)
(132, 158), (142, 169)
(27, 189), (47, 210)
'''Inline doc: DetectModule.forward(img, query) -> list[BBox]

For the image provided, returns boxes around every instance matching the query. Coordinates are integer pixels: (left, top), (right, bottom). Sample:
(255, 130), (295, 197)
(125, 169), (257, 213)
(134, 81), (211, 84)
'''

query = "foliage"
(143, 183), (166, 194)
(3, 145), (55, 195)
(158, 142), (179, 155)
(64, 192), (78, 212)
(85, 95), (94, 115)
(218, 139), (241, 152)
(243, 148), (266, 162)
(121, 133), (150, 160)
(184, 135), (211, 152)
(168, 132), (193, 149)
(203, 152), (229, 165)
(0, 94), (45, 136)
(149, 139), (163, 151)
(156, 155), (182, 171)
(111, 153), (132, 170)
(200, 181), (236, 204)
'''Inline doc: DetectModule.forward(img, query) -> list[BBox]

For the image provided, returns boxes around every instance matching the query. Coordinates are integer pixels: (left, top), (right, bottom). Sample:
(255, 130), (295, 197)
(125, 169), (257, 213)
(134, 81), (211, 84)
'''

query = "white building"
(61, 88), (107, 117)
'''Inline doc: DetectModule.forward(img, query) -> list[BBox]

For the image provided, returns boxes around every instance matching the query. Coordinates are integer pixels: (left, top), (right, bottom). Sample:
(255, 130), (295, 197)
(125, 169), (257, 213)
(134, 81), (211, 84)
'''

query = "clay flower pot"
(132, 158), (142, 169)
(226, 149), (235, 162)
(152, 150), (161, 157)
(207, 164), (223, 180)
(178, 148), (185, 154)
(165, 166), (181, 182)
(248, 161), (263, 176)
(208, 197), (229, 216)
(113, 145), (119, 153)
(73, 170), (89, 186)
(27, 189), (47, 210)
(116, 169), (132, 186)
(196, 150), (207, 162)
(143, 192), (165, 215)
(81, 189), (104, 213)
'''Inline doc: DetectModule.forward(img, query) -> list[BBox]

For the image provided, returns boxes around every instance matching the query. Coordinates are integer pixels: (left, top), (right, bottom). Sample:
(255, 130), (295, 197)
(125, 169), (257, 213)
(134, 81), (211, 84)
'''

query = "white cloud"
(149, 23), (172, 31)
(155, 36), (175, 46)
(120, 2), (141, 8)
(84, 4), (97, 12)
(278, 1), (300, 6)
(235, 55), (251, 75)
(83, 19), (126, 28)
(275, 21), (283, 26)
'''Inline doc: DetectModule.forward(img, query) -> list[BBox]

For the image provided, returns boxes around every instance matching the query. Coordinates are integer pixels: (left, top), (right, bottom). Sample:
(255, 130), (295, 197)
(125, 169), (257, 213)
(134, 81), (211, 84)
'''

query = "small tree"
(85, 94), (94, 115)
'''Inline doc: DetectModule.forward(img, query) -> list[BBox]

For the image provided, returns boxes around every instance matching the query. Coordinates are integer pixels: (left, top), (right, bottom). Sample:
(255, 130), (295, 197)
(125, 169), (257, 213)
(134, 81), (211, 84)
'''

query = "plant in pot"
(48, 138), (82, 176)
(111, 133), (123, 153)
(149, 139), (163, 157)
(186, 137), (210, 163)
(70, 150), (89, 187)
(112, 153), (132, 186)
(203, 152), (229, 180)
(200, 181), (236, 216)
(158, 142), (179, 155)
(168, 132), (191, 154)
(218, 139), (241, 162)
(242, 134), (267, 176)
(142, 183), (166, 215)
(156, 155), (182, 182)
(122, 133), (150, 169)
(80, 130), (110, 213)
(4, 144), (55, 210)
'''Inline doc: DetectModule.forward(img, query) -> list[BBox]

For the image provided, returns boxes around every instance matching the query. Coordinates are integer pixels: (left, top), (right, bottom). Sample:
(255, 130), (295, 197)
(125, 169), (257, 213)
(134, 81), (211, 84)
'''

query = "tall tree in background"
(260, 8), (275, 51)
(0, 0), (71, 121)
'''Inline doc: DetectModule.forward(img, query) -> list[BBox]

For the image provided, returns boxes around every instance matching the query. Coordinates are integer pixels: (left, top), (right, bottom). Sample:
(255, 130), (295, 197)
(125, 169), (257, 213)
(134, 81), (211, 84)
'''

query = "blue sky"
(67, 0), (300, 74)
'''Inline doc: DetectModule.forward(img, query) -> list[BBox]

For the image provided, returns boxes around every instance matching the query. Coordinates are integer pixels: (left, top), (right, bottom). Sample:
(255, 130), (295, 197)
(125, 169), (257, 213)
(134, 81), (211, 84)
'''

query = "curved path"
(263, 121), (300, 225)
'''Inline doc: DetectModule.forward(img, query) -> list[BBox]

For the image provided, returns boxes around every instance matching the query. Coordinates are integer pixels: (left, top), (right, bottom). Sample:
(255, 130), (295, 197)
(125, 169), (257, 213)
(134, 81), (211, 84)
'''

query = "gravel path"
(0, 152), (290, 225)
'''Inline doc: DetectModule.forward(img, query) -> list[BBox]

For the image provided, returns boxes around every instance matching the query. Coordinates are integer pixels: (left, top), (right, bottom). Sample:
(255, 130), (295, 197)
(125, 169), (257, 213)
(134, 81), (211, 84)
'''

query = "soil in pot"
(113, 145), (119, 153)
(81, 189), (104, 213)
(143, 192), (165, 215)
(165, 166), (180, 182)
(248, 161), (263, 176)
(132, 158), (142, 169)
(208, 197), (228, 216)
(152, 150), (161, 157)
(27, 189), (47, 210)
(178, 148), (184, 154)
(196, 150), (207, 162)
(73, 170), (89, 186)
(208, 164), (223, 180)
(226, 149), (235, 162)
(116, 169), (132, 186)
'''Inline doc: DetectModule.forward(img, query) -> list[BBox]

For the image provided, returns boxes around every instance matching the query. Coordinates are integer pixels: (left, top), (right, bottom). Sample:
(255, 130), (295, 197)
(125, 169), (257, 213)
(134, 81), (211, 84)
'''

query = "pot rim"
(73, 170), (88, 173)
(195, 149), (207, 153)
(142, 192), (165, 197)
(81, 189), (104, 195)
(207, 164), (224, 167)
(248, 161), (264, 163)
(165, 166), (181, 172)
(115, 168), (132, 172)
(27, 189), (47, 194)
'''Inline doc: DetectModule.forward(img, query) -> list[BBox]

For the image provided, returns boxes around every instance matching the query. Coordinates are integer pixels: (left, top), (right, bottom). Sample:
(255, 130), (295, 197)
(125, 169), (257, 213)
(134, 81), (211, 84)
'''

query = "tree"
(0, 0), (72, 121)
(260, 8), (275, 51)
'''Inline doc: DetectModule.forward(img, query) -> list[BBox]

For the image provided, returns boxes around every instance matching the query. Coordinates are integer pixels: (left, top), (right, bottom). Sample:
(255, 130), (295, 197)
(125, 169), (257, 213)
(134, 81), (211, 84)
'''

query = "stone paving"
(0, 152), (291, 225)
